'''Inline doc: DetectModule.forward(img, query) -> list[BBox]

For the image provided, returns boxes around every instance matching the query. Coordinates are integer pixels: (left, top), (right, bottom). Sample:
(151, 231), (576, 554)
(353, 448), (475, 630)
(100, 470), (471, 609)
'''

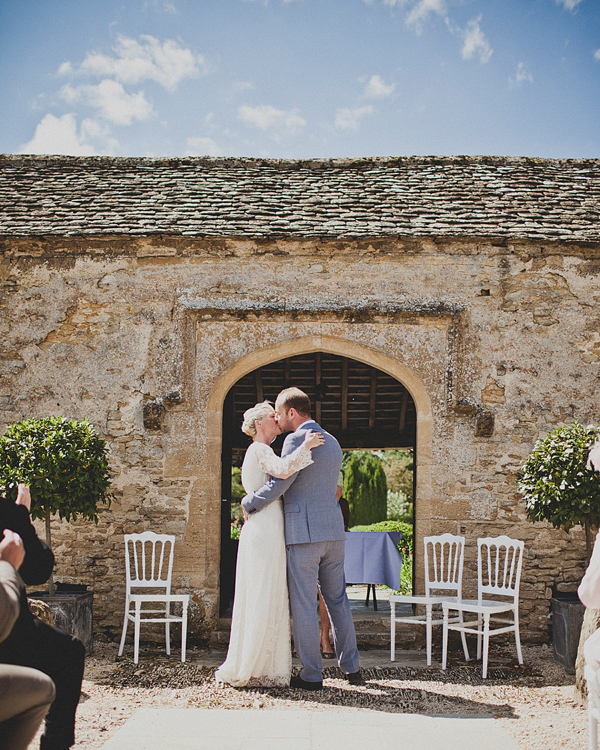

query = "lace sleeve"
(253, 441), (314, 479)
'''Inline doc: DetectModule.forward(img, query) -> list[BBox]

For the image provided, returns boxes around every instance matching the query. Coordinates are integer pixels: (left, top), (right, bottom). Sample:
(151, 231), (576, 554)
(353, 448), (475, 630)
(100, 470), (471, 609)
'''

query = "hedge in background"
(343, 451), (387, 527)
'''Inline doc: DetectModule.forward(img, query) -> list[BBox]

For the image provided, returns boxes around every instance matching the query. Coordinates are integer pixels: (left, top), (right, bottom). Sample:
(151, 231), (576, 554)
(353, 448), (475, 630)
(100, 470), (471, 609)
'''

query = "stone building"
(0, 154), (599, 643)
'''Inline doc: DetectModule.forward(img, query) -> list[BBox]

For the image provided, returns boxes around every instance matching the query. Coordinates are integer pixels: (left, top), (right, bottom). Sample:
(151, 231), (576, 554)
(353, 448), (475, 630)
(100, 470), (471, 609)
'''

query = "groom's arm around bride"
(242, 387), (361, 689)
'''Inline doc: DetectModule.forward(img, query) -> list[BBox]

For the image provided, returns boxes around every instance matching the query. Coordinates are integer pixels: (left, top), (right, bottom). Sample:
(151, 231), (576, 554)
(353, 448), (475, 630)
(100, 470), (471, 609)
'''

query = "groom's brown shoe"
(290, 675), (323, 691)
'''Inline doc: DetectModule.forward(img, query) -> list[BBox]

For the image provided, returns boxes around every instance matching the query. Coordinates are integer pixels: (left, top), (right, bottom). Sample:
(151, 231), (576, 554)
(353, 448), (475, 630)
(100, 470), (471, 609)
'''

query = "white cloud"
(555, 0), (583, 10)
(509, 62), (534, 87)
(147, 0), (177, 13)
(237, 104), (306, 132)
(335, 105), (374, 130)
(60, 35), (207, 91)
(60, 80), (153, 125)
(401, 0), (447, 31)
(594, 49), (600, 61)
(19, 113), (107, 155)
(461, 16), (493, 63)
(57, 61), (73, 76)
(363, 74), (395, 99)
(185, 136), (223, 156)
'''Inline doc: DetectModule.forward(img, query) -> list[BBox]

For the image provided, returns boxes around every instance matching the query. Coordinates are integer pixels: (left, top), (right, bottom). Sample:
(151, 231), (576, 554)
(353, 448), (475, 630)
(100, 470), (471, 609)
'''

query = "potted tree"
(518, 421), (600, 674)
(0, 415), (114, 650)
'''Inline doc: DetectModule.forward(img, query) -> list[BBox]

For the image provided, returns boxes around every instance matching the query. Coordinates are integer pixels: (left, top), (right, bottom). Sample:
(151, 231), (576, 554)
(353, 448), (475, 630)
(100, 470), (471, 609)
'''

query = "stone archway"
(203, 335), (434, 615)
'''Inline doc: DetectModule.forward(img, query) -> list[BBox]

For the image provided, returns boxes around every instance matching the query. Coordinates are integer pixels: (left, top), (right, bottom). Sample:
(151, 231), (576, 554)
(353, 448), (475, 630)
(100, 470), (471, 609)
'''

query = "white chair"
(442, 535), (524, 678)
(390, 533), (469, 666)
(118, 532), (190, 664)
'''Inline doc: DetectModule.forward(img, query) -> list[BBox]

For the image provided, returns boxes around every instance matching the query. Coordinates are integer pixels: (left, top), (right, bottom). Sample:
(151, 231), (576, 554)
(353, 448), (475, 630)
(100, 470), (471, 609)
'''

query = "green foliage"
(349, 520), (413, 593)
(0, 416), (114, 524)
(342, 451), (388, 526)
(386, 490), (413, 522)
(518, 421), (600, 532)
(379, 449), (414, 505)
(398, 555), (413, 595)
(231, 466), (245, 503)
(230, 516), (242, 540)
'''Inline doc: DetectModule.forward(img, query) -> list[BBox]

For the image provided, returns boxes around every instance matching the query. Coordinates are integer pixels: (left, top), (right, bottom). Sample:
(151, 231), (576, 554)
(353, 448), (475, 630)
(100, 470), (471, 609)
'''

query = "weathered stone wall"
(0, 234), (598, 642)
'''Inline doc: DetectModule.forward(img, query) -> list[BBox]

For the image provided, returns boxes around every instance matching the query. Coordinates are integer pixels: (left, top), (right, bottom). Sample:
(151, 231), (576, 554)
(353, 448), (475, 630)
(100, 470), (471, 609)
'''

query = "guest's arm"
(0, 529), (25, 642)
(0, 486), (54, 585)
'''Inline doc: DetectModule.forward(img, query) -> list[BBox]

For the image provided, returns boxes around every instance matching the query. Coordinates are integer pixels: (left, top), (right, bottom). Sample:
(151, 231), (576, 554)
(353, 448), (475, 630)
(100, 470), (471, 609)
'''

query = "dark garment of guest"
(0, 496), (85, 750)
(0, 560), (56, 750)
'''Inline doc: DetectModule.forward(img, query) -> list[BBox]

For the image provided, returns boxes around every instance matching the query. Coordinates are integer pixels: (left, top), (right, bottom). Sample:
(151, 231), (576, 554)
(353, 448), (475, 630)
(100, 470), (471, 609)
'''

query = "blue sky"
(0, 0), (598, 159)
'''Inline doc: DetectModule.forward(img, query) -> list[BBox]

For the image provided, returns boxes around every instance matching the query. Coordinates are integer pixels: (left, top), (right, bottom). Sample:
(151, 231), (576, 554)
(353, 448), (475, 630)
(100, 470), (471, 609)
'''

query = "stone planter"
(28, 584), (94, 654)
(551, 593), (585, 674)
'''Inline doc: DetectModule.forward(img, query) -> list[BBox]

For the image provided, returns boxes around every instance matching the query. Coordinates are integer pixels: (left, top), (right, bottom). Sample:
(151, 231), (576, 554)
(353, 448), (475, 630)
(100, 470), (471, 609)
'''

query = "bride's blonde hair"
(241, 401), (275, 437)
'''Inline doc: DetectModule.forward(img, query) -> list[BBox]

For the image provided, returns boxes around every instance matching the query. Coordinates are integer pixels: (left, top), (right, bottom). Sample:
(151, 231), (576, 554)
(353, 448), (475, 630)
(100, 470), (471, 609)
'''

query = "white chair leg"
(390, 601), (396, 662)
(118, 603), (129, 657)
(134, 602), (141, 664)
(477, 618), (482, 661)
(181, 603), (188, 663)
(425, 604), (433, 667)
(482, 613), (490, 679)
(513, 610), (523, 665)
(165, 601), (171, 655)
(441, 606), (448, 670)
(458, 609), (470, 662)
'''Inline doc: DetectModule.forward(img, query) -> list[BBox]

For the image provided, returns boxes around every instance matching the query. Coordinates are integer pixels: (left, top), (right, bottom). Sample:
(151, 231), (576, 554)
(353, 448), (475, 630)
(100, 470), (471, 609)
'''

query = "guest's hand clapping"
(15, 484), (31, 512)
(0, 529), (25, 570)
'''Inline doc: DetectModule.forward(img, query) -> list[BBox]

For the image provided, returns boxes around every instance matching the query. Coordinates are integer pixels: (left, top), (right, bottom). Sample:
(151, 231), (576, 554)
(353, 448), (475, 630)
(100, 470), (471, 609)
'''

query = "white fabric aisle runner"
(100, 708), (520, 750)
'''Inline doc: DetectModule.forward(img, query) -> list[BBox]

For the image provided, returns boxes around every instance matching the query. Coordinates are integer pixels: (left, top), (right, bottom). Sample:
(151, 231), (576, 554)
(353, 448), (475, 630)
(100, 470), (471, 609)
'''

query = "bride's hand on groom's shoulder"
(304, 430), (325, 451)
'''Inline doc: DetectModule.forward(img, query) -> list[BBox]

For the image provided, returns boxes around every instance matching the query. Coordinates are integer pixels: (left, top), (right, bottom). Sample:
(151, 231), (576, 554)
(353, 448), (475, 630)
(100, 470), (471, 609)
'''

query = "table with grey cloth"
(343, 531), (403, 609)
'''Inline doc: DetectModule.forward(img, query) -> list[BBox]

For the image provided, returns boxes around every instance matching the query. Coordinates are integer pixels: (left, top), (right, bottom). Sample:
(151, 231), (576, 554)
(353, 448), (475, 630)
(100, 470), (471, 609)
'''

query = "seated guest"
(0, 485), (85, 750)
(0, 528), (56, 750)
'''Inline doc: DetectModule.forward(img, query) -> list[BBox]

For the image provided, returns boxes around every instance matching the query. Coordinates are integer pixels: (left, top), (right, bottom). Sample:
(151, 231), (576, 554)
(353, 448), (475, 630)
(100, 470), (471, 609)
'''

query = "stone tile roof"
(0, 154), (599, 241)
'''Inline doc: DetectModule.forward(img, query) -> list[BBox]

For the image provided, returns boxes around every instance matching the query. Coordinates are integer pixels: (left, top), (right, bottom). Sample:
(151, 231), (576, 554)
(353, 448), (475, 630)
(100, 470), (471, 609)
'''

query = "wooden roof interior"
(225, 352), (416, 454)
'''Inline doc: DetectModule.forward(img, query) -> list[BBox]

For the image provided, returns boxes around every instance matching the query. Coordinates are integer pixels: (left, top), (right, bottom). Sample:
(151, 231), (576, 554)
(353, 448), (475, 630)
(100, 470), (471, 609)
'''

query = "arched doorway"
(219, 351), (417, 614)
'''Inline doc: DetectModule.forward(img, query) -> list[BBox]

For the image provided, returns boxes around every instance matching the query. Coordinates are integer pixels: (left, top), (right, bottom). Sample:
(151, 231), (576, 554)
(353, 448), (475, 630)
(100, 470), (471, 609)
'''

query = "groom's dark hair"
(278, 387), (311, 417)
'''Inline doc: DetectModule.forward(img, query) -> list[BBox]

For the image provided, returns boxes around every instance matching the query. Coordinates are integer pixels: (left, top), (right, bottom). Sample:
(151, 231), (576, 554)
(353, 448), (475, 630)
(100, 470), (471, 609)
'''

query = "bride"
(215, 401), (324, 687)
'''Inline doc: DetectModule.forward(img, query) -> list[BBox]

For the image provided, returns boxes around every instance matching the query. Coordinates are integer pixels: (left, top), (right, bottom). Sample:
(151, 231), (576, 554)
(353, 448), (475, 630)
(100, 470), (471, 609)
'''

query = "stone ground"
(63, 640), (588, 750)
(32, 588), (590, 749)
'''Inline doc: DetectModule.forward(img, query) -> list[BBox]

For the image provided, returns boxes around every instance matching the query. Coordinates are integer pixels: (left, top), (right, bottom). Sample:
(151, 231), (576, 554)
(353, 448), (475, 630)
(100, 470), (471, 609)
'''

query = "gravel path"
(68, 642), (587, 750)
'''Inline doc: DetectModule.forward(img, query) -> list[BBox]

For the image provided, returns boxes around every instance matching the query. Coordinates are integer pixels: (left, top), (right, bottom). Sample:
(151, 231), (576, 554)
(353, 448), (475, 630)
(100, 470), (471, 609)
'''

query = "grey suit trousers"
(287, 540), (359, 682)
(0, 663), (55, 750)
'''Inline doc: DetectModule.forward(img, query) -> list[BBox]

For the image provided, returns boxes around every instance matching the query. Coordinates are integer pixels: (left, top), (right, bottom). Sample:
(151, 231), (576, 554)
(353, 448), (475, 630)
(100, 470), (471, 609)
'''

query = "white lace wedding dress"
(215, 440), (314, 687)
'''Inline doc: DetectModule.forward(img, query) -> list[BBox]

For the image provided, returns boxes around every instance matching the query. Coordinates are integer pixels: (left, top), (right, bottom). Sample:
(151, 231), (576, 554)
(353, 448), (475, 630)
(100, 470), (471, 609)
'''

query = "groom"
(242, 387), (362, 690)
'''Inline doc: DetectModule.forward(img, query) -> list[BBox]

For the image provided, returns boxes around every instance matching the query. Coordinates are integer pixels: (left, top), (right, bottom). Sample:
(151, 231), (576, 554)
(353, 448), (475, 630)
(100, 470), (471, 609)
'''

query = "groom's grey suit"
(243, 419), (359, 682)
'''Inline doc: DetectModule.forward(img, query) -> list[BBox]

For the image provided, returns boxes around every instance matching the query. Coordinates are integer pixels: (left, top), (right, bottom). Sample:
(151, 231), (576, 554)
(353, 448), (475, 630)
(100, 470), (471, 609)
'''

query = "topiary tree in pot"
(518, 421), (600, 562)
(0, 415), (114, 596)
(518, 421), (600, 693)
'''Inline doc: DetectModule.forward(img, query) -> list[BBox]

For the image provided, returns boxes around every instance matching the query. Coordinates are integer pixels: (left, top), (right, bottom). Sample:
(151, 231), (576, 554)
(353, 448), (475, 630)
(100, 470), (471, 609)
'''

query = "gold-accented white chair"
(442, 535), (524, 678)
(118, 532), (189, 664)
(390, 533), (468, 666)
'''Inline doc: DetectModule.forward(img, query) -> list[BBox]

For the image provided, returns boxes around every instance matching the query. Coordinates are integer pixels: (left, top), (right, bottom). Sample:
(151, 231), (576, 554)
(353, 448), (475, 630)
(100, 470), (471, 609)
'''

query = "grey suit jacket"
(242, 420), (344, 545)
(0, 561), (22, 642)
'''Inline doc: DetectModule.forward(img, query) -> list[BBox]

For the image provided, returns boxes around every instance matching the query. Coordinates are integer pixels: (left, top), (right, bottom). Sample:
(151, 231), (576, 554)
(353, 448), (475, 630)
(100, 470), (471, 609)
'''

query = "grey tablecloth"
(343, 531), (403, 589)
